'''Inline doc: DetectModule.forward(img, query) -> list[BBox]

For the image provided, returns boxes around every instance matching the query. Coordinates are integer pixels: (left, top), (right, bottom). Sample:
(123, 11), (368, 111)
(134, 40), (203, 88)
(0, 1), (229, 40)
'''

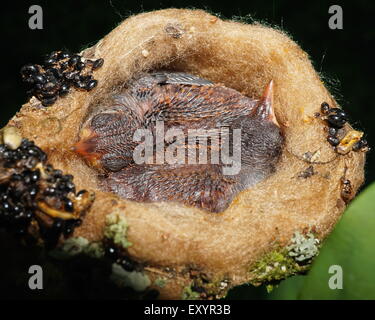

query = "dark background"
(0, 0), (374, 299)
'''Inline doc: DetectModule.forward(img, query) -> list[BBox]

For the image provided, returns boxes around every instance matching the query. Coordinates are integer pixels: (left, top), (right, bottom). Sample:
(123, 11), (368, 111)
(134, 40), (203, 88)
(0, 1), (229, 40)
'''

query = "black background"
(0, 0), (374, 299)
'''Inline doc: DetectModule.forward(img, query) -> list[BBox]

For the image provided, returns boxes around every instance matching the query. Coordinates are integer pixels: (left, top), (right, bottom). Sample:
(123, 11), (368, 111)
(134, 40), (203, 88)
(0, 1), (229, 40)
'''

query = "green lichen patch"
(154, 277), (167, 288)
(110, 263), (151, 292)
(287, 231), (320, 262)
(49, 237), (105, 260)
(249, 231), (320, 290)
(104, 211), (132, 249)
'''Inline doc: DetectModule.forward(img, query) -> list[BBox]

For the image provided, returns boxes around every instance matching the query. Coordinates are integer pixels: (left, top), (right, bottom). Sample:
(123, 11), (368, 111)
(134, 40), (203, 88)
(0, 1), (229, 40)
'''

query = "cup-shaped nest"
(1, 9), (366, 299)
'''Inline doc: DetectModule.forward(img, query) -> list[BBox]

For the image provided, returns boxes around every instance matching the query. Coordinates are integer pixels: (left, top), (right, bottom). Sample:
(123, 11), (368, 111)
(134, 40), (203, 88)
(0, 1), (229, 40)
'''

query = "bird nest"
(0, 9), (366, 299)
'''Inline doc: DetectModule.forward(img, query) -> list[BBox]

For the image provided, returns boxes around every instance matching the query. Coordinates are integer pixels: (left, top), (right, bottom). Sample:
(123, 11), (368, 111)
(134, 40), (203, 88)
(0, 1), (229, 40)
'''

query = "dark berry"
(106, 246), (118, 259)
(119, 257), (135, 271)
(74, 81), (87, 89)
(327, 136), (340, 146)
(63, 198), (74, 212)
(64, 174), (73, 181)
(92, 58), (104, 70)
(79, 75), (92, 82)
(53, 169), (63, 177)
(68, 55), (81, 67)
(49, 68), (63, 79)
(44, 187), (56, 196)
(75, 62), (86, 71)
(2, 202), (10, 211)
(353, 139), (368, 151)
(20, 64), (39, 76)
(28, 186), (39, 197)
(48, 51), (61, 59)
(320, 102), (330, 114)
(52, 218), (64, 230)
(63, 71), (79, 80)
(59, 83), (70, 96)
(60, 61), (69, 70)
(330, 108), (348, 120)
(328, 127), (338, 137)
(65, 182), (75, 193)
(31, 170), (40, 182)
(327, 114), (346, 128)
(33, 74), (47, 85)
(58, 51), (70, 60)
(10, 173), (22, 181)
(44, 57), (57, 66)
(86, 79), (98, 91)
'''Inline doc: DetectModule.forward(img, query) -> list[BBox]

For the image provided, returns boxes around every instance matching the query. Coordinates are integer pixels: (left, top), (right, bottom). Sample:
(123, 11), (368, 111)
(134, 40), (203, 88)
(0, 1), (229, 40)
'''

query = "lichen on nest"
(104, 210), (132, 249)
(249, 231), (320, 291)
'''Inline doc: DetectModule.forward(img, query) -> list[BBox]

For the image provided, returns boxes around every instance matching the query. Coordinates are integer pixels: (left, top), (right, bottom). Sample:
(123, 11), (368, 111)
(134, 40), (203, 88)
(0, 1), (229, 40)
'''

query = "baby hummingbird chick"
(74, 72), (283, 212)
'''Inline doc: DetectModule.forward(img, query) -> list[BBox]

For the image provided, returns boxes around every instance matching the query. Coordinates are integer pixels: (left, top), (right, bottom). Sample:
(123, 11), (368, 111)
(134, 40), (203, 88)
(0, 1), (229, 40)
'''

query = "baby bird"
(74, 72), (284, 212)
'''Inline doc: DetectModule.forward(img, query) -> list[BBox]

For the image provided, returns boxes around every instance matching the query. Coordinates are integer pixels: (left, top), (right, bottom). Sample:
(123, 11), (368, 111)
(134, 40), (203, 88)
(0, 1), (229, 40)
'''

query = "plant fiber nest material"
(6, 9), (365, 298)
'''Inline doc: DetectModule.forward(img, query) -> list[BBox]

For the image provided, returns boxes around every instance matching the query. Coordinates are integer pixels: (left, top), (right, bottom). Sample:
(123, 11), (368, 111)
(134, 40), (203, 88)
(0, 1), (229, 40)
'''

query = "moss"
(249, 232), (320, 289)
(110, 263), (151, 292)
(49, 237), (105, 260)
(181, 284), (201, 300)
(104, 210), (132, 249)
(154, 277), (167, 288)
(249, 249), (308, 288)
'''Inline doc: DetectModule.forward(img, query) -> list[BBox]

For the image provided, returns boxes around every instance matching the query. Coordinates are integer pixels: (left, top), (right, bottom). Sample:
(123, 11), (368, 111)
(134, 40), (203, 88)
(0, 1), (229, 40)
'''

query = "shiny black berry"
(33, 74), (47, 85)
(353, 138), (368, 151)
(327, 114), (346, 128)
(327, 136), (340, 146)
(119, 257), (135, 271)
(328, 127), (338, 137)
(75, 62), (86, 71)
(63, 198), (74, 212)
(330, 108), (348, 120)
(44, 57), (57, 66)
(41, 96), (57, 106)
(59, 83), (70, 96)
(68, 55), (81, 67)
(58, 51), (70, 60)
(105, 246), (118, 259)
(92, 58), (104, 70)
(86, 79), (98, 91)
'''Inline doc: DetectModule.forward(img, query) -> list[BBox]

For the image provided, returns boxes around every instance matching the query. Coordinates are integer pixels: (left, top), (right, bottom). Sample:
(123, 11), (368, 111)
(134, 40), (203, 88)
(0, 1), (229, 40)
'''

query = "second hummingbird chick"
(74, 72), (284, 212)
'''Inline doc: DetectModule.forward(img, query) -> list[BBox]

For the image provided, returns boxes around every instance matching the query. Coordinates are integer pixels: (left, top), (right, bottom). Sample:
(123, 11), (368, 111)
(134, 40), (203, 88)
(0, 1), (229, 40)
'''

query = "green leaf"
(267, 275), (306, 300)
(290, 182), (375, 299)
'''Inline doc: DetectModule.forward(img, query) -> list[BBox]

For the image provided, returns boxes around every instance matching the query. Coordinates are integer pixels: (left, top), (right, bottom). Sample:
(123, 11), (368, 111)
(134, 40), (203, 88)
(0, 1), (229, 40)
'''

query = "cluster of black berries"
(0, 140), (45, 236)
(321, 102), (368, 151)
(0, 139), (89, 246)
(20, 50), (104, 107)
(104, 242), (137, 272)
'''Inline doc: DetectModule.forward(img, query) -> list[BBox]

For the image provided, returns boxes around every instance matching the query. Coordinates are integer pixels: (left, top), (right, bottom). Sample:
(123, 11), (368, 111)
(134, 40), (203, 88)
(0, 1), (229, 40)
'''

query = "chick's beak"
(255, 80), (280, 127)
(73, 128), (102, 168)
